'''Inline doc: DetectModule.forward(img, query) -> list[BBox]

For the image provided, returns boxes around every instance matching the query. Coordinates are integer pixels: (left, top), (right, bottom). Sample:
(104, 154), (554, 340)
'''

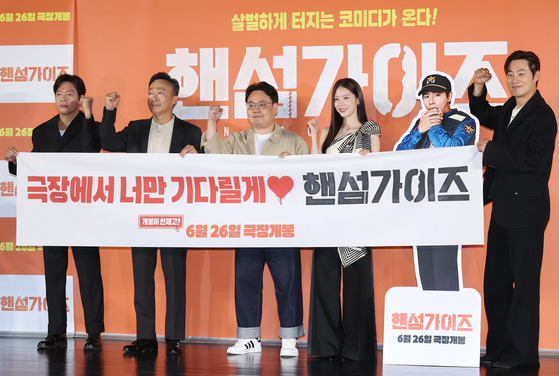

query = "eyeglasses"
(246, 101), (272, 110)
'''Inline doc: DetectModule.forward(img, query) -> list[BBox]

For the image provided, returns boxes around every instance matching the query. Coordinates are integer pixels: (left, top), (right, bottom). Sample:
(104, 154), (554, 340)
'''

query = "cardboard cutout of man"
(395, 72), (479, 291)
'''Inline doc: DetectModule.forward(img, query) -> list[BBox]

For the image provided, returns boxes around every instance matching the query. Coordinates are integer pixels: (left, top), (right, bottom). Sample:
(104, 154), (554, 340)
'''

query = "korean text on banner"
(16, 147), (484, 248)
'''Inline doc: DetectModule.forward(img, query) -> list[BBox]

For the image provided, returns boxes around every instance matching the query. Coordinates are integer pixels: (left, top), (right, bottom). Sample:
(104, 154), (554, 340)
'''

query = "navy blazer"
(8, 111), (101, 175)
(99, 107), (201, 154)
(468, 84), (557, 228)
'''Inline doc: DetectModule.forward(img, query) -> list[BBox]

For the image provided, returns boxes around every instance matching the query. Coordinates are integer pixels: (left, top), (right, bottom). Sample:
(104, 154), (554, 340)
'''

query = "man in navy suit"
(470, 51), (557, 369)
(5, 74), (105, 351)
(100, 72), (201, 355)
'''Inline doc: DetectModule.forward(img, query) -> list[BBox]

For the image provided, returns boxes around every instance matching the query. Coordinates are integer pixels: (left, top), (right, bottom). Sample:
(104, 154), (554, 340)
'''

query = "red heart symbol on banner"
(267, 176), (294, 204)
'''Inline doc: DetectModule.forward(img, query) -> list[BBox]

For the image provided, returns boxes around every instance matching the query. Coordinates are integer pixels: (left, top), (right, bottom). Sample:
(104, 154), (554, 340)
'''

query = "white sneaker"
(280, 338), (299, 357)
(227, 338), (262, 355)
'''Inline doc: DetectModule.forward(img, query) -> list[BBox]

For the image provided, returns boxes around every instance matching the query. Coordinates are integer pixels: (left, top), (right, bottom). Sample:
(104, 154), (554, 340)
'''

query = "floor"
(0, 336), (555, 375)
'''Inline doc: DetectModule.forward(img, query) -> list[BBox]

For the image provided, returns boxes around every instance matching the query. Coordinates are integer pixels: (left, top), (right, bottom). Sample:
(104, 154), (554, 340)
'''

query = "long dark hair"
(322, 78), (368, 154)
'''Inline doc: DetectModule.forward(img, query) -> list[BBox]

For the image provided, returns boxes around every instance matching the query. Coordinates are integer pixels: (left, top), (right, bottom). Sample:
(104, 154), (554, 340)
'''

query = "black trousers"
(416, 245), (460, 291)
(132, 247), (187, 340)
(43, 246), (104, 335)
(307, 247), (377, 361)
(483, 218), (545, 367)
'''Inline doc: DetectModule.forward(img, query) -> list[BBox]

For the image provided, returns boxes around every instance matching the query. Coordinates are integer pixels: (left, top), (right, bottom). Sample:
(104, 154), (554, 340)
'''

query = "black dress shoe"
(324, 356), (342, 362)
(480, 355), (495, 366)
(123, 339), (158, 354)
(492, 360), (540, 369)
(84, 333), (102, 351)
(166, 339), (182, 354)
(37, 334), (68, 349)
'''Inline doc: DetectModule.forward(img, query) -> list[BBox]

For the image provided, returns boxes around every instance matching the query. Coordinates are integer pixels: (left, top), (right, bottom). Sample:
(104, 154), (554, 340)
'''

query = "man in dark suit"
(5, 74), (105, 351)
(100, 72), (201, 355)
(469, 51), (557, 369)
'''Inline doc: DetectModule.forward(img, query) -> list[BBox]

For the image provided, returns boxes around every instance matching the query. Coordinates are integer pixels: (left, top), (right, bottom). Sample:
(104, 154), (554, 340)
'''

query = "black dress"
(307, 122), (379, 361)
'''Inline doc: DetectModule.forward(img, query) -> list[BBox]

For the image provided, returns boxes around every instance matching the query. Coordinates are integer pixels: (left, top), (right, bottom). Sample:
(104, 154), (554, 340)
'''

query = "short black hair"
(53, 74), (86, 97)
(149, 72), (180, 96)
(504, 50), (540, 77)
(245, 81), (279, 104)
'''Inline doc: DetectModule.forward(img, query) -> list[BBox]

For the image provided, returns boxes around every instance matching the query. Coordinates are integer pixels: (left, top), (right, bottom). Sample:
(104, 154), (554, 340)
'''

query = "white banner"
(16, 146), (484, 247)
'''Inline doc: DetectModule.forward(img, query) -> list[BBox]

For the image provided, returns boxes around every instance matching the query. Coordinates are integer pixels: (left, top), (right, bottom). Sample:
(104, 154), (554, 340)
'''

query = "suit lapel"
(169, 117), (183, 153)
(139, 119), (151, 153)
(505, 91), (541, 134)
(58, 113), (83, 150)
(41, 116), (62, 150)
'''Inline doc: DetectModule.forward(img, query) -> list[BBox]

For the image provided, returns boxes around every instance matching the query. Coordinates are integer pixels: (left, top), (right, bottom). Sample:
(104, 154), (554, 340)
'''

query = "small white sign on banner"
(0, 275), (74, 334)
(0, 161), (16, 218)
(383, 287), (481, 367)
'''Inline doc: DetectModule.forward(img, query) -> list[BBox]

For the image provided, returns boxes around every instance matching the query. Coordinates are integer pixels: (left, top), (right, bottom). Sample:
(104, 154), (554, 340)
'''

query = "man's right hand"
(472, 68), (492, 97)
(206, 106), (223, 139)
(5, 146), (19, 164)
(80, 96), (94, 119)
(179, 144), (198, 157)
(105, 92), (121, 111)
(477, 138), (490, 153)
(418, 108), (443, 133)
(209, 106), (223, 124)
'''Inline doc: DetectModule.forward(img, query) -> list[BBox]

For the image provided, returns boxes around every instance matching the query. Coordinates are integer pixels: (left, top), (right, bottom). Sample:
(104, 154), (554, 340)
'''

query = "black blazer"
(468, 84), (557, 228)
(99, 108), (201, 153)
(8, 111), (101, 175)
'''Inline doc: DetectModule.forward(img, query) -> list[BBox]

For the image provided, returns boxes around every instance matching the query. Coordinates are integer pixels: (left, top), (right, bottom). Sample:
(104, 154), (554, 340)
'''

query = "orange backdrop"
(1, 0), (559, 350)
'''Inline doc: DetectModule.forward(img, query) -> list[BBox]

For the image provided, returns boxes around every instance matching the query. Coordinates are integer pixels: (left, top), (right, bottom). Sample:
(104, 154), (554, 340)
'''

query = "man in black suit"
(5, 74), (105, 351)
(469, 51), (557, 369)
(100, 72), (201, 355)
